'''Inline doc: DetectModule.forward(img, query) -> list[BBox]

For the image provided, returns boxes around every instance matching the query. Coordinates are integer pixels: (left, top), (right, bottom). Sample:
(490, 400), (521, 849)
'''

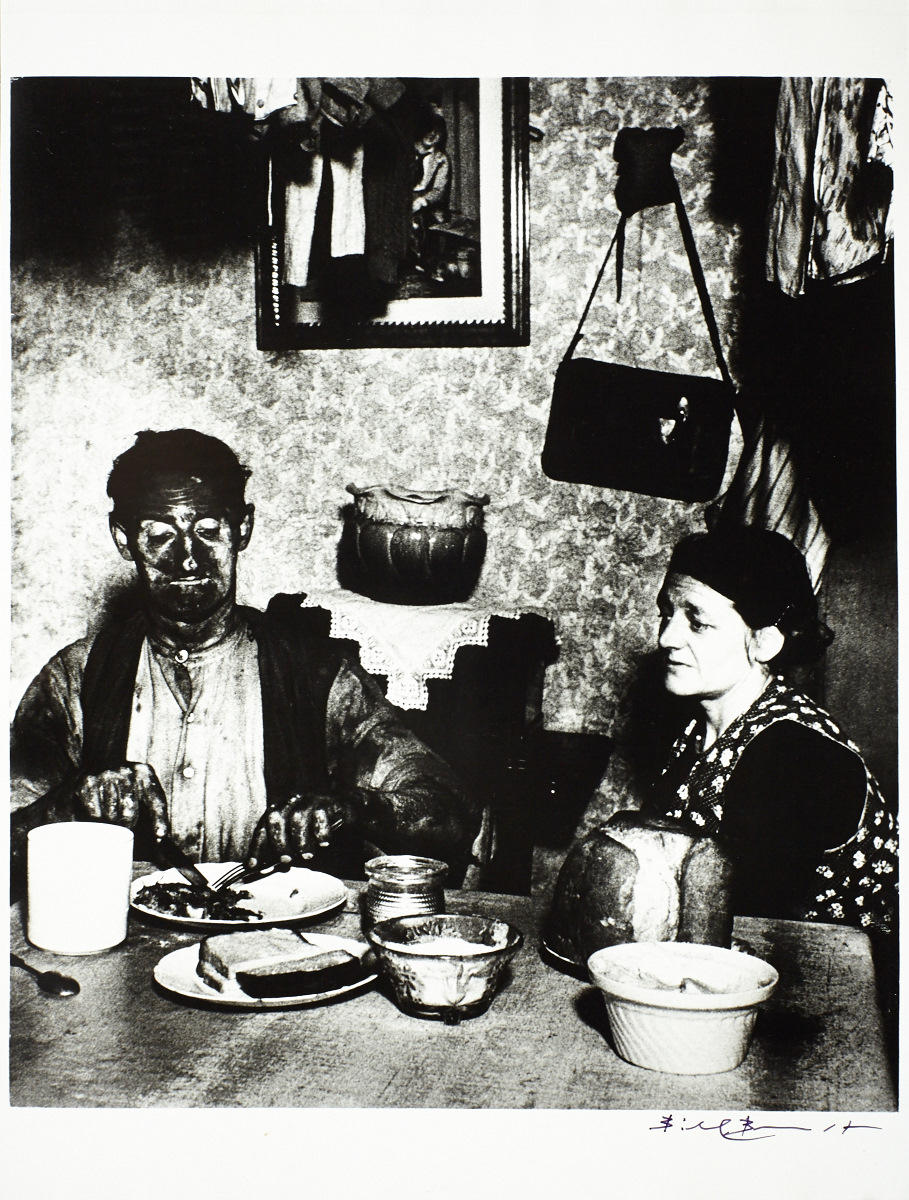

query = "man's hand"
(74, 763), (169, 840)
(246, 793), (358, 868)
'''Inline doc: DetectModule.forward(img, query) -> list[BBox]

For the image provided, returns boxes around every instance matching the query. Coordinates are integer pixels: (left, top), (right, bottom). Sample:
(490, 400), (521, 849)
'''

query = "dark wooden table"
(9, 876), (895, 1110)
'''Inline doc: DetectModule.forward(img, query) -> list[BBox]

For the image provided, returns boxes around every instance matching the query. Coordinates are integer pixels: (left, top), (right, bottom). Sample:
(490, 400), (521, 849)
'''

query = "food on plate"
(197, 928), (369, 997)
(133, 880), (262, 922)
(543, 812), (733, 969)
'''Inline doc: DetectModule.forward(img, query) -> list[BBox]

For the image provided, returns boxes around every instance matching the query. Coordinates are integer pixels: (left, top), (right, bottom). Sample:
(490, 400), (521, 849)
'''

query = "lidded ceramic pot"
(345, 484), (489, 605)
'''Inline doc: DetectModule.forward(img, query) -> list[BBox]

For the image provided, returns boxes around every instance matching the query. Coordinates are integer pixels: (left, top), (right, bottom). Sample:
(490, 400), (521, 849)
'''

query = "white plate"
(130, 863), (349, 929)
(153, 934), (377, 1009)
(540, 937), (585, 975)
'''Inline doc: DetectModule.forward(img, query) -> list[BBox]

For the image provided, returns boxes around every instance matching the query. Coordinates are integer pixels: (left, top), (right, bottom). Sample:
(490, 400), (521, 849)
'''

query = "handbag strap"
(562, 180), (735, 393)
(562, 217), (625, 362)
(669, 180), (735, 391)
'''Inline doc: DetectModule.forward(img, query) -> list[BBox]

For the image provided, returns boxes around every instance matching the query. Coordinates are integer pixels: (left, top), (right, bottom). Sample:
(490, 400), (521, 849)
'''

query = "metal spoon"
(10, 952), (80, 997)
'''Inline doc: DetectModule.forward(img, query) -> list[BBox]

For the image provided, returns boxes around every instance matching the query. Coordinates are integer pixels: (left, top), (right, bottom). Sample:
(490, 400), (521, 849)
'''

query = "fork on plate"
(209, 813), (344, 890)
(208, 858), (292, 892)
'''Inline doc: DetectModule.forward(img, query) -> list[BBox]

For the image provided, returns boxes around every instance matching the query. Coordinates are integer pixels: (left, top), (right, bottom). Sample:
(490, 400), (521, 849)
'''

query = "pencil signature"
(648, 1115), (883, 1141)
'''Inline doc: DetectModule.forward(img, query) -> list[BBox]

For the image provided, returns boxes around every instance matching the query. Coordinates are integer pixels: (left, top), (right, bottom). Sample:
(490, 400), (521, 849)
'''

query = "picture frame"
(255, 77), (529, 349)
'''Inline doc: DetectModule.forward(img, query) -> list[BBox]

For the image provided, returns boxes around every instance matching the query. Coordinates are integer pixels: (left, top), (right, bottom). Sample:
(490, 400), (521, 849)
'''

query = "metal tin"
(362, 854), (448, 928)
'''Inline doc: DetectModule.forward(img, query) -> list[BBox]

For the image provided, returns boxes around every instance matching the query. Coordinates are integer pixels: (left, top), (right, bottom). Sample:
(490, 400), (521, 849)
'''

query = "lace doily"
(300, 589), (526, 709)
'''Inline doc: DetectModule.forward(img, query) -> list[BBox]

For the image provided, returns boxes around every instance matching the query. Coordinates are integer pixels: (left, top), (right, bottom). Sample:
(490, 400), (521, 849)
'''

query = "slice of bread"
(197, 928), (366, 996)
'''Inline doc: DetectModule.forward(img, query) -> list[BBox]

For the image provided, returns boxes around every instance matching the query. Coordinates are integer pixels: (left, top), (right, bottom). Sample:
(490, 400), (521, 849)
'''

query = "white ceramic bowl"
(587, 941), (779, 1075)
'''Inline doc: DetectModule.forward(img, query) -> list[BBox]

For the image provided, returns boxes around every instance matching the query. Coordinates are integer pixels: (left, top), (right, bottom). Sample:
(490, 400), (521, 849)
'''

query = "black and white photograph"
(255, 76), (530, 348)
(3, 4), (906, 1199)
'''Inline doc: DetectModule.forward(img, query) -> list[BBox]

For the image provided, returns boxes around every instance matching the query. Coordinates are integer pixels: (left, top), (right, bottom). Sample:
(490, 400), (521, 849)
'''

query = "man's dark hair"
(107, 429), (251, 523)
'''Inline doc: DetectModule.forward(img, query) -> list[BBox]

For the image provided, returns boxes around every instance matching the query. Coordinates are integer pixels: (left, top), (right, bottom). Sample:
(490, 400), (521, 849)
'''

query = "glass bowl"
(366, 912), (523, 1023)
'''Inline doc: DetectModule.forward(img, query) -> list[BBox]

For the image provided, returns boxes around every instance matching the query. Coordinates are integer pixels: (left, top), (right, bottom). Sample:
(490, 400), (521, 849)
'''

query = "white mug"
(27, 822), (135, 955)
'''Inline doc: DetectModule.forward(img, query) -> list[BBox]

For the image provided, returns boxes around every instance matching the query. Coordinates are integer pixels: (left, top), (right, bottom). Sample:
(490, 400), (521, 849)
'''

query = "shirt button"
(182, 765), (196, 779)
(257, 98), (265, 108)
(185, 711), (196, 724)
(175, 649), (189, 664)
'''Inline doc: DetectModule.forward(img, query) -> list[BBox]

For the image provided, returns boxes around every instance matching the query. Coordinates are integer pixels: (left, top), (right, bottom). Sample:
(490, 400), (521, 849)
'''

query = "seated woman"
(549, 525), (897, 959)
(645, 525), (896, 933)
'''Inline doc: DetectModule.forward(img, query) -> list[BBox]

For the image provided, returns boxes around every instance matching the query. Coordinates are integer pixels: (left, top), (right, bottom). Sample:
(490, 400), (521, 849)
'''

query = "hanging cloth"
(766, 78), (894, 297)
(707, 403), (831, 590)
(283, 146), (366, 287)
(189, 77), (299, 120)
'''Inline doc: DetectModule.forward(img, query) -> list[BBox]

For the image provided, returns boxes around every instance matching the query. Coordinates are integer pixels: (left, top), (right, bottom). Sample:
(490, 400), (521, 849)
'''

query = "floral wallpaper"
(11, 77), (744, 744)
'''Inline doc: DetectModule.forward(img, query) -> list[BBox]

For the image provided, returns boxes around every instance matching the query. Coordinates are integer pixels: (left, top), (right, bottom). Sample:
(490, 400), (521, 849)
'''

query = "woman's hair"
(666, 526), (834, 669)
(107, 429), (251, 524)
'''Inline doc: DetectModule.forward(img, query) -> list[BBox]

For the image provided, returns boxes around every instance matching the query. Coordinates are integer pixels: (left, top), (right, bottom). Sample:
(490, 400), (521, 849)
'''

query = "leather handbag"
(542, 132), (736, 502)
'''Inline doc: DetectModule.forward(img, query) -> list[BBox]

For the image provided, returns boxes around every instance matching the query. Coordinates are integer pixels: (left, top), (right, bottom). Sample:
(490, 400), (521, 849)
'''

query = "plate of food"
(130, 863), (349, 929)
(154, 928), (377, 1009)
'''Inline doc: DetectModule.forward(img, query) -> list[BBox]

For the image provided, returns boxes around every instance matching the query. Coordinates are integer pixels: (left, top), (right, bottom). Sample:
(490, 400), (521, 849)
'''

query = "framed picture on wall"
(255, 77), (529, 349)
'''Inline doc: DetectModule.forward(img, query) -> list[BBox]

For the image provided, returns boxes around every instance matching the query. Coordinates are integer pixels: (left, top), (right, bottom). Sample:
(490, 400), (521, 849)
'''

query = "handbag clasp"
(659, 396), (689, 444)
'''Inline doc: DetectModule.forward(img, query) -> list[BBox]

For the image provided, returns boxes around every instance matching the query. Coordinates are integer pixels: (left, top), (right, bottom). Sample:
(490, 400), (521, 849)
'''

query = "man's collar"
(145, 607), (249, 662)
